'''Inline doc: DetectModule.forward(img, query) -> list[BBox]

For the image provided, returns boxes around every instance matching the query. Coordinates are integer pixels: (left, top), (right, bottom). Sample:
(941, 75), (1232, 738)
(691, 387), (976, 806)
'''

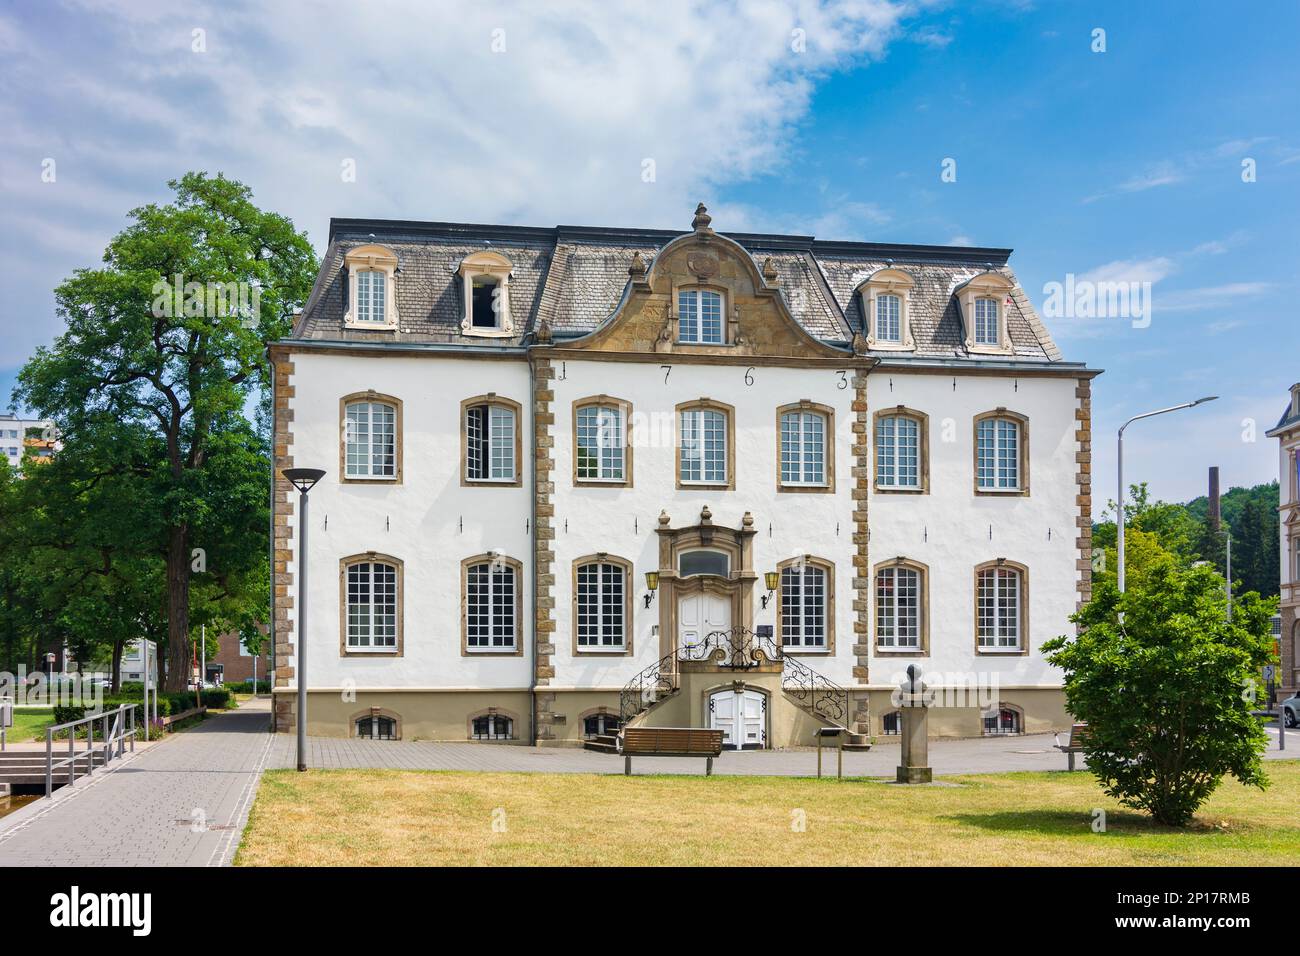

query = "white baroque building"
(269, 205), (1099, 747)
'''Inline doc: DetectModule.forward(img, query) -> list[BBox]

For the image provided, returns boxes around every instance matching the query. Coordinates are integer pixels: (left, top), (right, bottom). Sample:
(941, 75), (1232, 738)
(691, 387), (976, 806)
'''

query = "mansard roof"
(292, 211), (1065, 363)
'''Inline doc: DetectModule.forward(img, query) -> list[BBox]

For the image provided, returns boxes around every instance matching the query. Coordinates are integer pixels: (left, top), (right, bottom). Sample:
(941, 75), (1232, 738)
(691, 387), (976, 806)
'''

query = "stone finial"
(699, 504), (713, 525)
(658, 509), (671, 527)
(628, 251), (647, 279)
(534, 317), (553, 344)
(761, 257), (779, 284)
(691, 202), (713, 234)
(741, 511), (754, 529)
(851, 330), (869, 355)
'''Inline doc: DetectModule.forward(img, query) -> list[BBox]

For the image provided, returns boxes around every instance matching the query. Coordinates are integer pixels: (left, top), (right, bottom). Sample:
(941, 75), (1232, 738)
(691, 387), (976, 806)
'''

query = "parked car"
(1283, 693), (1299, 728)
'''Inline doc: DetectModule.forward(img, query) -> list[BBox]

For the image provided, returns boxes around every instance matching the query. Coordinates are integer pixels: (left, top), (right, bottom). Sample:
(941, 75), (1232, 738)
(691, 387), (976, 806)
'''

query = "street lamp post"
(1117, 397), (1217, 594)
(1220, 530), (1232, 622)
(282, 468), (325, 773)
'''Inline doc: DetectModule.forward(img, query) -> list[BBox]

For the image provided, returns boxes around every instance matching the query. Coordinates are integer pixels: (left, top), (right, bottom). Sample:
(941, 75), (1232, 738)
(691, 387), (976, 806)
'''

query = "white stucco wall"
(286, 350), (533, 689)
(865, 370), (1081, 693)
(284, 349), (1083, 700)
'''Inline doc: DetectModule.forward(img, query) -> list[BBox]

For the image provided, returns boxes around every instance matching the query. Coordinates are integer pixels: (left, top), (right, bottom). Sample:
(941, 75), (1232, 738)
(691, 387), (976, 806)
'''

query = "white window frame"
(875, 293), (902, 343)
(343, 245), (399, 330)
(458, 251), (514, 337)
(780, 563), (827, 650)
(779, 410), (827, 487)
(344, 400), (397, 479)
(576, 561), (627, 651)
(976, 416), (1021, 492)
(858, 269), (915, 351)
(973, 297), (999, 346)
(875, 414), (921, 489)
(977, 566), (1023, 652)
(575, 404), (626, 482)
(466, 403), (516, 482)
(677, 288), (725, 344)
(345, 560), (398, 652)
(465, 561), (517, 652)
(679, 407), (728, 485)
(956, 272), (1015, 354)
(876, 565), (921, 650)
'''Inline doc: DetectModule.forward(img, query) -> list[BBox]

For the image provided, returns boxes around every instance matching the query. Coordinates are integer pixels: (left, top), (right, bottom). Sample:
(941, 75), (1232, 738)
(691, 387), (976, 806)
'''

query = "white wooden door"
(678, 592), (731, 654)
(739, 690), (766, 749)
(710, 690), (737, 748)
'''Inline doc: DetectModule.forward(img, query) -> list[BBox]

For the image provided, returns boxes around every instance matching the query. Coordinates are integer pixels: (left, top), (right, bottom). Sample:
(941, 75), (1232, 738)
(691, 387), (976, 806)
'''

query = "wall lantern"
(644, 571), (660, 608)
(761, 570), (780, 609)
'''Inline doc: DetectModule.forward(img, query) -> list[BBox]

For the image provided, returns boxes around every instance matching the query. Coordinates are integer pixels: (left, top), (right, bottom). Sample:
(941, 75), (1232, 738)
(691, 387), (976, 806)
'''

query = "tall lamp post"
(1117, 397), (1217, 594)
(282, 468), (325, 773)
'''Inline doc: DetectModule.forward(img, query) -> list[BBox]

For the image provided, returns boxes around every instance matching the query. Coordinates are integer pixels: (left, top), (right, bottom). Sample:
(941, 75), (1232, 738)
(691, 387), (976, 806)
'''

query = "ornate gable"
(547, 204), (854, 361)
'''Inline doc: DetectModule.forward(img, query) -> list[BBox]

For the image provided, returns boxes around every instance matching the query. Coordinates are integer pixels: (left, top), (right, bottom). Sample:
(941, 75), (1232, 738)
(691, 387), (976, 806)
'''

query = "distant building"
(0, 413), (58, 470)
(206, 630), (270, 685)
(1266, 382), (1300, 698)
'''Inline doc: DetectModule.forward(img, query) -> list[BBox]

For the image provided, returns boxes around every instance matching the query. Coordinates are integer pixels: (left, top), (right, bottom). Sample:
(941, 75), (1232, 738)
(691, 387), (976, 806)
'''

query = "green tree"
(1232, 496), (1278, 599)
(16, 173), (317, 690)
(1044, 529), (1276, 826)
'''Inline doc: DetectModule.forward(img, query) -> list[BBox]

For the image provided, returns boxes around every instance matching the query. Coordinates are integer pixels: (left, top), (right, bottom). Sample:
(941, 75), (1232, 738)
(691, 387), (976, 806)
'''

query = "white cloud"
(1078, 256), (1177, 286)
(0, 0), (919, 367)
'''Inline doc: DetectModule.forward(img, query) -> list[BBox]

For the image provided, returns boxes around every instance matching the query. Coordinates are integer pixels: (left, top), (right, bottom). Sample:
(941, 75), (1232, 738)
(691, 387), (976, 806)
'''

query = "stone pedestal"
(895, 690), (933, 784)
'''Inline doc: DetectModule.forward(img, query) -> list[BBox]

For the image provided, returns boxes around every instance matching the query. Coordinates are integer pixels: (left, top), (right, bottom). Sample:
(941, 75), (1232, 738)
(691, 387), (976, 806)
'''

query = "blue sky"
(1, 0), (1296, 502)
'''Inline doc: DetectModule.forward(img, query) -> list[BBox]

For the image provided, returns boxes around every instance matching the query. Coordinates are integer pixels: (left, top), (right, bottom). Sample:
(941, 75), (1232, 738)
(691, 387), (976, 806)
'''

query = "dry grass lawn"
(236, 762), (1300, 866)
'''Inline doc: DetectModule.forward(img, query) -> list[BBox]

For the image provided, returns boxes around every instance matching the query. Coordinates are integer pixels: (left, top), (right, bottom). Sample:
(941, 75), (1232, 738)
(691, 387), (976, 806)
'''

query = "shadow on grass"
(942, 808), (1223, 838)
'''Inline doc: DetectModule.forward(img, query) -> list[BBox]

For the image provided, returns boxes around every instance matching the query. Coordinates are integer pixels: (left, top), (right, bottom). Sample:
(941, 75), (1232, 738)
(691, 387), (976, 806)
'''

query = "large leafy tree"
(16, 173), (316, 690)
(1044, 530), (1276, 826)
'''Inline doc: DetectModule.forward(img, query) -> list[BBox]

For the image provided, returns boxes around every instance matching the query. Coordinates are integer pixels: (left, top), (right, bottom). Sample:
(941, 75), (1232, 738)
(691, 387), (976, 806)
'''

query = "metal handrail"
(44, 703), (138, 798)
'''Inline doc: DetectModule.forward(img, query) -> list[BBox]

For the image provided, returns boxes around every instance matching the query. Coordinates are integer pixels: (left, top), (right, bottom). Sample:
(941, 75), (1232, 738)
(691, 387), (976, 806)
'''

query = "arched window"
(973, 297), (999, 345)
(472, 714), (513, 740)
(875, 559), (927, 653)
(343, 244), (398, 330)
(875, 408), (927, 492)
(976, 561), (1027, 652)
(881, 711), (902, 735)
(463, 395), (521, 485)
(458, 251), (513, 336)
(574, 397), (630, 485)
(974, 411), (1029, 494)
(575, 556), (630, 652)
(982, 704), (1022, 736)
(583, 713), (621, 738)
(779, 558), (831, 651)
(342, 556), (401, 653)
(462, 554), (522, 654)
(356, 715), (396, 740)
(677, 399), (734, 489)
(341, 394), (400, 481)
(876, 294), (902, 342)
(678, 549), (730, 577)
(678, 287), (724, 344)
(778, 403), (833, 491)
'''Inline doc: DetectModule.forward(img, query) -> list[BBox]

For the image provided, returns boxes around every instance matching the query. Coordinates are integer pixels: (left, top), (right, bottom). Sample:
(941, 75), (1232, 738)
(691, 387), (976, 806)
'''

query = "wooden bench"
(621, 727), (724, 776)
(1055, 722), (1089, 771)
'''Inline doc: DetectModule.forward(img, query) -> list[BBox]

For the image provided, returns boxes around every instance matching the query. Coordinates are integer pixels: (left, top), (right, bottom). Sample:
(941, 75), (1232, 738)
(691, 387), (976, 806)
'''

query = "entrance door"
(678, 591), (731, 655)
(709, 688), (766, 749)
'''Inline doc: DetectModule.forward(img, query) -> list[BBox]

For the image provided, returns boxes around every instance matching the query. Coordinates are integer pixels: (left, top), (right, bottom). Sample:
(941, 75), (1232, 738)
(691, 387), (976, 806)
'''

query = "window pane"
(576, 562), (625, 648)
(466, 406), (486, 480)
(680, 408), (727, 484)
(678, 290), (698, 342)
(974, 297), (998, 345)
(489, 406), (515, 479)
(876, 415), (918, 488)
(678, 290), (723, 344)
(782, 565), (825, 648)
(876, 294), (901, 342)
(678, 550), (729, 577)
(347, 561), (397, 648)
(577, 405), (623, 480)
(877, 566), (919, 647)
(699, 291), (722, 343)
(781, 411), (825, 485)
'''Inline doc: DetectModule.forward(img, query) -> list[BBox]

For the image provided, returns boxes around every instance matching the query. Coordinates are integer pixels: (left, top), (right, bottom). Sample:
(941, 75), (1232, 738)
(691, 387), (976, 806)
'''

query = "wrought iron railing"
(618, 625), (850, 730)
(680, 626), (782, 669)
(619, 650), (679, 724)
(781, 654), (849, 728)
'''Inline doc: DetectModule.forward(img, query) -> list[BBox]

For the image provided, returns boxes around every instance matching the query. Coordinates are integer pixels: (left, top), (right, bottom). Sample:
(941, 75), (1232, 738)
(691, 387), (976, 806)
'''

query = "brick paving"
(0, 700), (274, 867)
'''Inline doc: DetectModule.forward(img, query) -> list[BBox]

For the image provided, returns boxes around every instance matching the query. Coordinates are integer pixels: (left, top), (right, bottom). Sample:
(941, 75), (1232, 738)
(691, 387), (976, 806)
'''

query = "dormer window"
(857, 268), (915, 351)
(458, 251), (514, 337)
(677, 288), (724, 344)
(973, 298), (999, 346)
(343, 245), (399, 330)
(955, 272), (1016, 355)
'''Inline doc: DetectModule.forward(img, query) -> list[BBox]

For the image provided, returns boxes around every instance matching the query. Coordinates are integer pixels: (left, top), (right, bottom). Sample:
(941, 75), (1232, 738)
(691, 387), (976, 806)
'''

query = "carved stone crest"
(686, 251), (719, 279)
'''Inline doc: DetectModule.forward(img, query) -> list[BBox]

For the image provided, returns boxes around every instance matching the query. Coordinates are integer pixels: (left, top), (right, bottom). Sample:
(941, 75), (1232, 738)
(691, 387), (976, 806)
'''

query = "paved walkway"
(0, 700), (273, 867)
(267, 729), (1295, 777)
